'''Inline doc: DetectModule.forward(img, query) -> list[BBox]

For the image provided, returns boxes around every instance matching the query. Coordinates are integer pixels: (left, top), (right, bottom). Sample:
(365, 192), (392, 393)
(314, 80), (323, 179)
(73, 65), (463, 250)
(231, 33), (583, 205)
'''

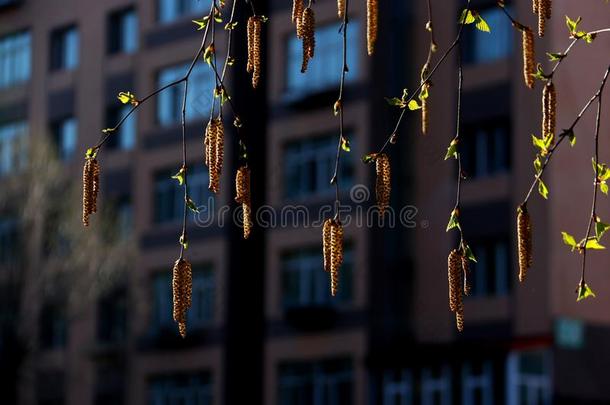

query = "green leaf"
(562, 231), (577, 250)
(474, 15), (491, 33)
(533, 63), (550, 81)
(85, 147), (98, 159)
(186, 197), (200, 213)
(117, 91), (138, 106)
(595, 221), (610, 241)
(224, 21), (238, 30)
(385, 97), (405, 108)
(179, 234), (189, 250)
(362, 154), (376, 164)
(458, 9), (476, 24)
(204, 44), (215, 65)
(538, 179), (549, 199)
(601, 182), (609, 195)
(407, 100), (421, 110)
(192, 16), (210, 30)
(532, 134), (548, 154)
(584, 238), (605, 250)
(444, 139), (459, 160)
(341, 136), (351, 152)
(577, 283), (596, 302)
(533, 156), (542, 174)
(171, 167), (186, 186)
(565, 16), (582, 34)
(446, 209), (460, 232)
(566, 129), (576, 146)
(463, 244), (477, 262)
(547, 52), (566, 61)
(419, 85), (429, 101)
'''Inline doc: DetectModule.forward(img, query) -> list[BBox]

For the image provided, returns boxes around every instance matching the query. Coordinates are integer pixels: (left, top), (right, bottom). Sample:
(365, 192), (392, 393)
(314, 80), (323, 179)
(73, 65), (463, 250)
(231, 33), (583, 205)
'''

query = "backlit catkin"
(292, 0), (304, 36)
(366, 0), (378, 56)
(522, 27), (535, 89)
(322, 219), (332, 272)
(337, 0), (345, 19)
(375, 154), (391, 214)
(461, 255), (471, 296)
(536, 0), (550, 37)
(542, 81), (556, 143)
(172, 258), (192, 338)
(532, 0), (538, 14)
(205, 119), (223, 194)
(235, 166), (252, 239)
(248, 16), (262, 89)
(421, 83), (430, 134)
(82, 157), (100, 227)
(448, 249), (464, 332)
(300, 7), (315, 73)
(517, 204), (533, 283)
(330, 220), (344, 297)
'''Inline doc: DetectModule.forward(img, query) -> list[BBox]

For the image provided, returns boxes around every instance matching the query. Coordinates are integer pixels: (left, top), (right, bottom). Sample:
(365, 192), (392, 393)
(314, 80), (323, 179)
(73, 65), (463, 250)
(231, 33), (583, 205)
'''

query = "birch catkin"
(300, 7), (315, 73)
(292, 0), (305, 36)
(542, 82), (556, 142)
(246, 17), (254, 73)
(205, 119), (223, 194)
(330, 220), (344, 297)
(517, 204), (533, 283)
(448, 249), (464, 332)
(337, 0), (345, 19)
(535, 0), (551, 37)
(366, 0), (378, 56)
(522, 27), (535, 89)
(375, 154), (391, 214)
(249, 16), (263, 89)
(461, 255), (471, 296)
(82, 157), (100, 227)
(172, 258), (192, 338)
(235, 166), (252, 239)
(322, 219), (332, 272)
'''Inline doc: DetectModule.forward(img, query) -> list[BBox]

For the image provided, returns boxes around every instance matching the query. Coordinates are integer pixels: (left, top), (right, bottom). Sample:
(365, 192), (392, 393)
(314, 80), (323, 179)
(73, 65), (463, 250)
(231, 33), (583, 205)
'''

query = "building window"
(383, 369), (413, 405)
(0, 218), (18, 265)
(94, 364), (125, 405)
(285, 21), (360, 99)
(461, 120), (510, 179)
(506, 351), (552, 405)
(278, 358), (352, 405)
(108, 7), (138, 54)
(284, 135), (355, 200)
(97, 288), (127, 344)
(105, 105), (136, 150)
(152, 265), (215, 332)
(282, 246), (353, 310)
(468, 237), (510, 297)
(51, 117), (78, 161)
(116, 196), (133, 239)
(462, 361), (493, 405)
(157, 62), (214, 127)
(149, 372), (212, 405)
(158, 0), (211, 24)
(154, 165), (210, 224)
(50, 25), (79, 71)
(0, 121), (28, 177)
(0, 30), (31, 88)
(463, 7), (513, 64)
(421, 365), (451, 405)
(39, 302), (67, 350)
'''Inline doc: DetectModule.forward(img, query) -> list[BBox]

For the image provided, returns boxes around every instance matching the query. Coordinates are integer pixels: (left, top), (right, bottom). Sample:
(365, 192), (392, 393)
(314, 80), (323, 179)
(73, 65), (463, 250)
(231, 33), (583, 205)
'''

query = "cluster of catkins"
(204, 118), (224, 194)
(235, 166), (252, 239)
(246, 16), (263, 89)
(375, 153), (391, 214)
(292, 0), (316, 73)
(448, 249), (470, 332)
(323, 219), (344, 297)
(521, 27), (535, 89)
(517, 204), (533, 283)
(172, 258), (193, 338)
(82, 156), (100, 227)
(533, 0), (552, 37)
(542, 82), (556, 142)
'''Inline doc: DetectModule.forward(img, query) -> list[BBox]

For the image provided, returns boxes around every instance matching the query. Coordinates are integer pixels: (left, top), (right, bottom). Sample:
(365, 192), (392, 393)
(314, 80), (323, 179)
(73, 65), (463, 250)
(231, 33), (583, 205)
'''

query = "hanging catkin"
(517, 204), (532, 283)
(292, 0), (304, 36)
(205, 119), (223, 194)
(300, 7), (315, 73)
(366, 0), (378, 55)
(322, 219), (332, 272)
(330, 220), (344, 297)
(337, 0), (345, 19)
(375, 154), (391, 214)
(535, 0), (550, 37)
(248, 16), (262, 89)
(448, 249), (464, 332)
(543, 0), (552, 19)
(235, 166), (252, 239)
(522, 27), (535, 89)
(542, 81), (556, 143)
(214, 118), (224, 192)
(172, 258), (192, 338)
(461, 255), (471, 296)
(82, 157), (100, 227)
(532, 0), (538, 14)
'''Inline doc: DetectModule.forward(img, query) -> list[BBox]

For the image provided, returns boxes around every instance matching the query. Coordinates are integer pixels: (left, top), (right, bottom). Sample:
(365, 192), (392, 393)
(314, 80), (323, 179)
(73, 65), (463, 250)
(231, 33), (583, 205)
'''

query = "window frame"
(0, 29), (31, 89)
(50, 24), (80, 71)
(107, 6), (138, 55)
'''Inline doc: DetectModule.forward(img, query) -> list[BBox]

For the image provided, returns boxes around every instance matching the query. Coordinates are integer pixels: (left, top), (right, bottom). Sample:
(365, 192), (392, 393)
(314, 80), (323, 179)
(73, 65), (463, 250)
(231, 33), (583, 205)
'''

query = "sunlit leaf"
(179, 234), (189, 250)
(408, 100), (421, 110)
(538, 179), (549, 199)
(362, 154), (376, 164)
(446, 209), (460, 232)
(341, 136), (351, 152)
(595, 221), (610, 241)
(562, 231), (577, 250)
(458, 9), (476, 24)
(577, 283), (596, 302)
(444, 139), (458, 160)
(117, 91), (138, 106)
(186, 197), (200, 213)
(474, 15), (491, 33)
(171, 167), (186, 186)
(463, 244), (477, 262)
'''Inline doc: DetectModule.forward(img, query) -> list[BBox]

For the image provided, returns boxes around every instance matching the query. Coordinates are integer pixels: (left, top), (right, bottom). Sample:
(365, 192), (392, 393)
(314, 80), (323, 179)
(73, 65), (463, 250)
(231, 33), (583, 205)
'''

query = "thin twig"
(179, 79), (189, 259)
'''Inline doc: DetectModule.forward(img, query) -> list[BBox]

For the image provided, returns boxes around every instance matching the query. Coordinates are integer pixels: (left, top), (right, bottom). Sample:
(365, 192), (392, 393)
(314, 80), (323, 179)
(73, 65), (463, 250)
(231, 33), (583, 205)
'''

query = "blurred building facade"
(2, 0), (610, 404)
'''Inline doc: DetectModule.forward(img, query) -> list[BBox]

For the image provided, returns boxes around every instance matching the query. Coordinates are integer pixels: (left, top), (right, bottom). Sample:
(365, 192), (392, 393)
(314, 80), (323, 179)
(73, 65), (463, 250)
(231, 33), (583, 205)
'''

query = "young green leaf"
(225, 21), (238, 30)
(341, 136), (351, 152)
(385, 97), (405, 108)
(565, 16), (582, 35)
(577, 283), (596, 302)
(547, 52), (566, 62)
(474, 15), (491, 33)
(595, 221), (610, 241)
(186, 197), (200, 213)
(583, 238), (605, 250)
(566, 129), (576, 146)
(562, 231), (577, 250)
(538, 179), (549, 199)
(204, 44), (215, 65)
(533, 156), (542, 174)
(446, 209), (460, 232)
(407, 100), (421, 110)
(171, 167), (186, 186)
(192, 16), (210, 30)
(362, 154), (376, 164)
(463, 244), (477, 262)
(458, 9), (476, 24)
(117, 91), (138, 106)
(179, 234), (189, 250)
(444, 139), (459, 160)
(85, 147), (98, 159)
